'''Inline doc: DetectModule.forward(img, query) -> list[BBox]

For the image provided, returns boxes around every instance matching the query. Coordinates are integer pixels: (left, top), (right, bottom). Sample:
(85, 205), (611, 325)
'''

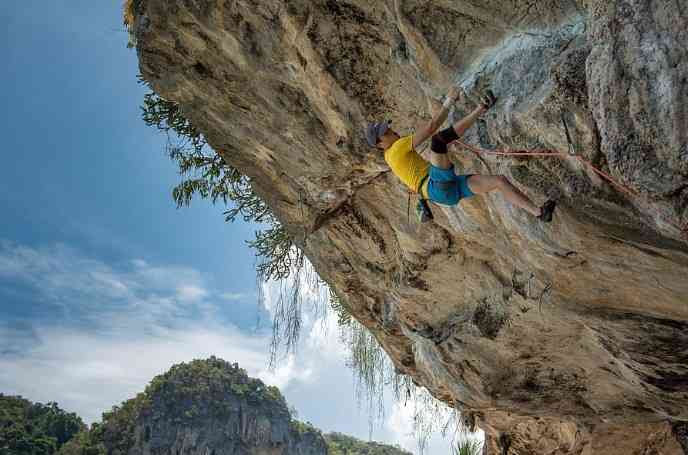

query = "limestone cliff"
(55, 358), (411, 455)
(57, 358), (326, 455)
(130, 1), (688, 453)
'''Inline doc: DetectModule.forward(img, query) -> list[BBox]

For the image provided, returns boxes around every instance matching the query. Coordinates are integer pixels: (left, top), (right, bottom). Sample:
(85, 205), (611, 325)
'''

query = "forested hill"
(0, 394), (83, 455)
(325, 432), (412, 455)
(2, 358), (410, 455)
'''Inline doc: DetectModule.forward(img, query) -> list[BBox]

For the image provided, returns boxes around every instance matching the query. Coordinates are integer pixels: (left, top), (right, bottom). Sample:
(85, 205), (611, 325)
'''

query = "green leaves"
(139, 86), (291, 282)
(452, 438), (483, 455)
(0, 395), (84, 455)
(250, 225), (301, 282)
(324, 432), (413, 455)
(290, 420), (320, 436)
(139, 84), (317, 369)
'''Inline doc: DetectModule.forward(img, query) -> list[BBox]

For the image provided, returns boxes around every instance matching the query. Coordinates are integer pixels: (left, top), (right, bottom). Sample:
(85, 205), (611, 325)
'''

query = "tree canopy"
(325, 432), (412, 455)
(0, 394), (84, 455)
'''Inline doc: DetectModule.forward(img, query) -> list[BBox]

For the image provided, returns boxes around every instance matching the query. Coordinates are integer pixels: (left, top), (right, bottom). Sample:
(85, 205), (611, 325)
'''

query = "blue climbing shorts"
(426, 165), (475, 206)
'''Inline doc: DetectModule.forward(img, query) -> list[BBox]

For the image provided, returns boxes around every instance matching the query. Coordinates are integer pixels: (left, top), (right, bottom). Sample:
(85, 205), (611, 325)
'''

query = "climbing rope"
(455, 138), (643, 199)
(452, 119), (688, 240)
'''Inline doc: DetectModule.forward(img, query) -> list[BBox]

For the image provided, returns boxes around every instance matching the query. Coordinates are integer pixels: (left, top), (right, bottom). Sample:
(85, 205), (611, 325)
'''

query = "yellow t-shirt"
(384, 135), (429, 194)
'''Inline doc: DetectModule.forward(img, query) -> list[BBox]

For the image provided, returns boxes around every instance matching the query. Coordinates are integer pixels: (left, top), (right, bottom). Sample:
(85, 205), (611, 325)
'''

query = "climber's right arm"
(412, 86), (461, 150)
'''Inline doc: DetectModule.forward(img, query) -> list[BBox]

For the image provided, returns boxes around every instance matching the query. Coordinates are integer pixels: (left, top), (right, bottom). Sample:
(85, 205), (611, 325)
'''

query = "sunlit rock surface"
(131, 0), (688, 453)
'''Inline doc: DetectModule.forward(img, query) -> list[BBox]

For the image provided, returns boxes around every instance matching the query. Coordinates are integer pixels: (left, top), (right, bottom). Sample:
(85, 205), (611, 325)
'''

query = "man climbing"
(365, 86), (556, 223)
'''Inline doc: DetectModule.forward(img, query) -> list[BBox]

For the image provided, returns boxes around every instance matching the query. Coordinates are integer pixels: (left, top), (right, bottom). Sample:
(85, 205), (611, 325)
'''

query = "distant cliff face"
(84, 358), (327, 455)
(132, 361), (325, 455)
(130, 0), (688, 453)
(55, 358), (412, 455)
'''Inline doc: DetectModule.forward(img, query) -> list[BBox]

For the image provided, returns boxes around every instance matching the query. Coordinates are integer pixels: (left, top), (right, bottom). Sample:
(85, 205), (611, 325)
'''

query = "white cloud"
(386, 401), (417, 450)
(257, 355), (315, 389)
(220, 292), (254, 301)
(303, 307), (348, 359)
(0, 240), (251, 330)
(0, 241), (320, 424)
(0, 322), (273, 423)
(0, 240), (477, 453)
(385, 399), (485, 454)
(89, 270), (129, 295)
(131, 259), (147, 268)
(176, 284), (208, 302)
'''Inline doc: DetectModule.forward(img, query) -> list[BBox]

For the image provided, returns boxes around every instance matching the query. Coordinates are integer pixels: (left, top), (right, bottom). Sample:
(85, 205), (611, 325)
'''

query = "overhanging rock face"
(132, 1), (688, 453)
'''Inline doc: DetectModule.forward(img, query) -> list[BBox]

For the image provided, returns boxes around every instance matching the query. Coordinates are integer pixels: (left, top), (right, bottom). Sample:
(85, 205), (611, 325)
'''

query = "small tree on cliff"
(452, 439), (483, 455)
(139, 85), (308, 361)
(139, 86), (299, 274)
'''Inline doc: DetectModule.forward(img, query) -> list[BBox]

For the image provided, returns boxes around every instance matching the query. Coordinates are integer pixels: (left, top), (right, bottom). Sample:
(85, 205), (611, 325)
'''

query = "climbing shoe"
(416, 199), (434, 223)
(538, 200), (557, 223)
(480, 89), (497, 110)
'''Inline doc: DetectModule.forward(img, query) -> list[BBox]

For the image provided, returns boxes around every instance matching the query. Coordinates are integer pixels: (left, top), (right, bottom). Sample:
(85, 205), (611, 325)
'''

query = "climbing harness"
(452, 117), (688, 239)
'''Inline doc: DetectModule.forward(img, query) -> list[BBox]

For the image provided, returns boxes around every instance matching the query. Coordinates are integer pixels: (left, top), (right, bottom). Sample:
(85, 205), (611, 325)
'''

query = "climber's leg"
(451, 105), (486, 137)
(429, 128), (454, 170)
(466, 175), (541, 217)
(428, 103), (487, 168)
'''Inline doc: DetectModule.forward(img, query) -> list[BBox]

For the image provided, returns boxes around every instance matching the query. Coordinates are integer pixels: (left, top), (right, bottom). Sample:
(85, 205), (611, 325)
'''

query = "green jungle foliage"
(56, 357), (288, 455)
(138, 86), (298, 283)
(290, 419), (320, 436)
(0, 395), (84, 455)
(452, 438), (483, 455)
(325, 432), (412, 455)
(139, 86), (306, 363)
(56, 428), (105, 455)
(145, 357), (286, 411)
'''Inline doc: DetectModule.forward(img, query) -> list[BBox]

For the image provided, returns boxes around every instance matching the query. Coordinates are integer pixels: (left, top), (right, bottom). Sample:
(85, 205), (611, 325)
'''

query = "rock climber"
(365, 86), (556, 223)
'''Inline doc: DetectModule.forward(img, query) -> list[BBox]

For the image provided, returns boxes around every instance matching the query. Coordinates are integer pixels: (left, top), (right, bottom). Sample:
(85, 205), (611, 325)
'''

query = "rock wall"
(131, 1), (688, 453)
(98, 358), (327, 455)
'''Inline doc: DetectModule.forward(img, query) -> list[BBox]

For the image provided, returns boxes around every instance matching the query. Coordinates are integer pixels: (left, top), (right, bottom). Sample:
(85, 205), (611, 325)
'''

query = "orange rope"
(454, 139), (687, 239)
(572, 154), (641, 199)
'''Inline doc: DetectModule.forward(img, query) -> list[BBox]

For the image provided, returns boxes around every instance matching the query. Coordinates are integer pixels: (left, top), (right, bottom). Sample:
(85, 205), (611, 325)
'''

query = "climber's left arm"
(412, 86), (461, 150)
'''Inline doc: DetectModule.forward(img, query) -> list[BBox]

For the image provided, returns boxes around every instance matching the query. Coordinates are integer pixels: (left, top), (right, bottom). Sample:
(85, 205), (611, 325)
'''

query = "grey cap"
(365, 120), (390, 147)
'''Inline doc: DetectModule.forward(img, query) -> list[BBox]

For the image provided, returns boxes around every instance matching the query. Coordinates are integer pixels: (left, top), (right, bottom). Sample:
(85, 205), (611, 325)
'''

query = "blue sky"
(0, 2), (461, 453)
